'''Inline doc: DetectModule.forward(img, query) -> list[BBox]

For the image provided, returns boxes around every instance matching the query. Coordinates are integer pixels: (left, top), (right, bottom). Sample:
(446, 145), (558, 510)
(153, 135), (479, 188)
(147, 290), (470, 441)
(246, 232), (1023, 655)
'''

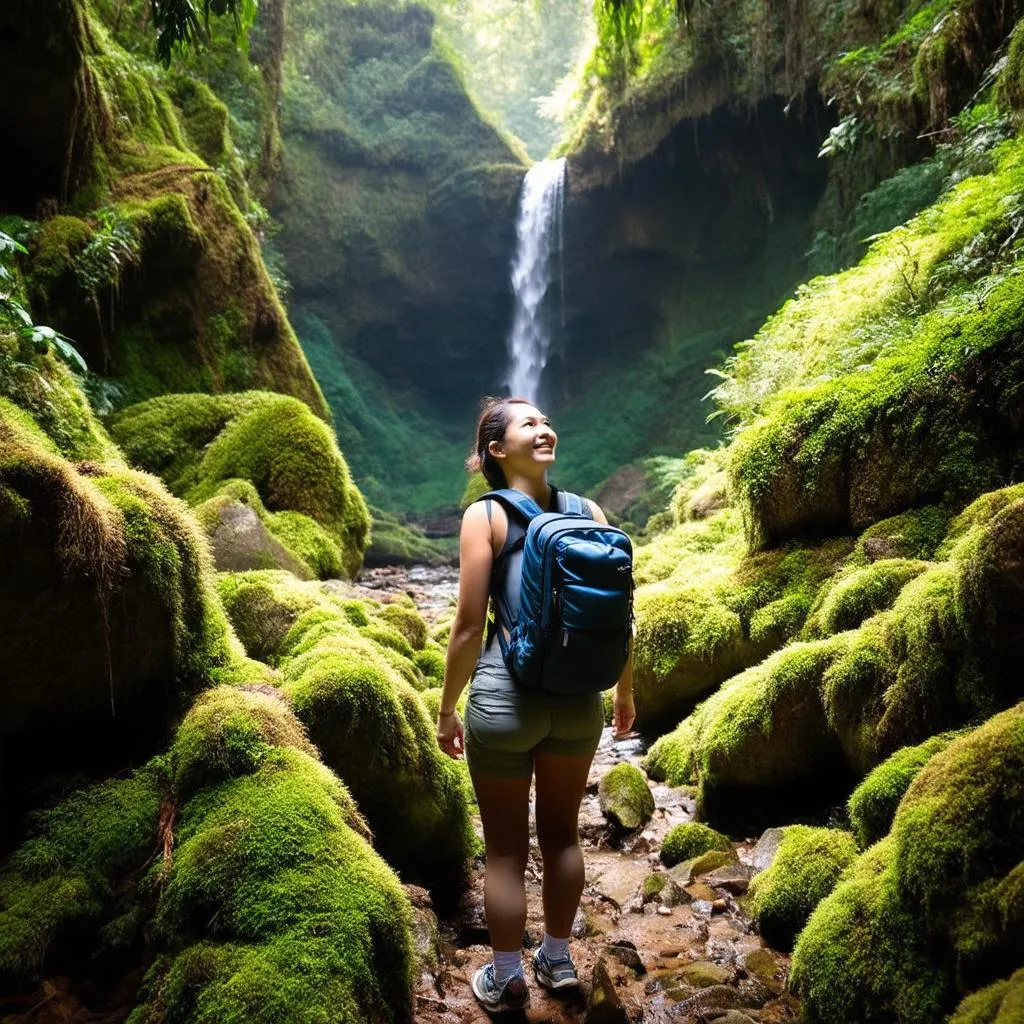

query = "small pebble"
(657, 905), (673, 916)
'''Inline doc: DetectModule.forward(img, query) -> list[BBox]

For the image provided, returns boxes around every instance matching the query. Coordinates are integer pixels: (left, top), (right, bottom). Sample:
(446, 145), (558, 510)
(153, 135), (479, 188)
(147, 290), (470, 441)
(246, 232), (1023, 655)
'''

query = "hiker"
(436, 395), (636, 1014)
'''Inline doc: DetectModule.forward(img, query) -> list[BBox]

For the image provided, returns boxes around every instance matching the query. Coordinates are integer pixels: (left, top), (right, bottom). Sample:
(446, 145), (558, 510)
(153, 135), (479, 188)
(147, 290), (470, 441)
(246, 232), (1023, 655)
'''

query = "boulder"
(205, 499), (313, 577)
(751, 828), (787, 872)
(599, 762), (656, 831)
(660, 822), (733, 867)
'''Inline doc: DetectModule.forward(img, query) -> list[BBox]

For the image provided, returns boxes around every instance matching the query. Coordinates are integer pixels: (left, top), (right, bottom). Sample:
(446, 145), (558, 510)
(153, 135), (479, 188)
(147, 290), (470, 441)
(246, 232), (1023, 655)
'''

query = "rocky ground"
(411, 731), (798, 1024)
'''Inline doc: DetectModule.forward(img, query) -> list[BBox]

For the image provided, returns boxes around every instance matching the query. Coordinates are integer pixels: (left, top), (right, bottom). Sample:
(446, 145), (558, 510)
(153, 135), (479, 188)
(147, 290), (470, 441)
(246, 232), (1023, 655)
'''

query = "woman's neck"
(504, 471), (551, 509)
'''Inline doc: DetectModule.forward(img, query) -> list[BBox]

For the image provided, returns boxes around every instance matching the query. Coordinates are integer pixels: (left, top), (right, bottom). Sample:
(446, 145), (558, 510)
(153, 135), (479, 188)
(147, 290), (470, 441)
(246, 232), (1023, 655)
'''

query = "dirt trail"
(412, 729), (800, 1024)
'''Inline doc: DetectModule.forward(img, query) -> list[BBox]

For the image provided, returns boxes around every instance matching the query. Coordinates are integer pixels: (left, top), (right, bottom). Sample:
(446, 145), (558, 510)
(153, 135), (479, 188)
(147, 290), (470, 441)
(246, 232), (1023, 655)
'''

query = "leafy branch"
(150, 0), (258, 66)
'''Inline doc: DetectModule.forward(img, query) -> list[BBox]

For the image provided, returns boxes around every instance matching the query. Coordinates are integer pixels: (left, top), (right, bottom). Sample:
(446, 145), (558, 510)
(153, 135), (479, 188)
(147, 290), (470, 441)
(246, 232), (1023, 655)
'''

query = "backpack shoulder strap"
(478, 488), (545, 524)
(556, 489), (586, 517)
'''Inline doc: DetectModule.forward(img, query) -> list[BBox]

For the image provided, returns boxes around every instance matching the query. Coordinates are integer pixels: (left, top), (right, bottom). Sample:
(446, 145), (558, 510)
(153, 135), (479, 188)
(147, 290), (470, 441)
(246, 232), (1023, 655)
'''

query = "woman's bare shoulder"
(583, 498), (609, 525)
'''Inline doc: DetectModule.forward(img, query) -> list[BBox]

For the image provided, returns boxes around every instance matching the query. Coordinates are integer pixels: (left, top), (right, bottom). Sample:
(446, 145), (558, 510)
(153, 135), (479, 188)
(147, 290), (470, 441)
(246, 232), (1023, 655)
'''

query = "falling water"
(505, 158), (566, 402)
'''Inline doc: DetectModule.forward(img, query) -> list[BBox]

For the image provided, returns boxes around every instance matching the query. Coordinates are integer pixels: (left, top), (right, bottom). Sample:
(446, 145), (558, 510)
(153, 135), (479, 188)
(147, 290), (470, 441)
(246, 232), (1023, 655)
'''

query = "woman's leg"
(533, 750), (594, 938)
(471, 769), (533, 953)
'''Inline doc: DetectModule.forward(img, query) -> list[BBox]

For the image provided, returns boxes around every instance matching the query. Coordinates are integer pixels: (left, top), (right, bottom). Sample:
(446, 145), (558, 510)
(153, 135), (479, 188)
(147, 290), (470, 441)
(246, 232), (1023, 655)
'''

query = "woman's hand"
(436, 709), (464, 759)
(612, 688), (636, 739)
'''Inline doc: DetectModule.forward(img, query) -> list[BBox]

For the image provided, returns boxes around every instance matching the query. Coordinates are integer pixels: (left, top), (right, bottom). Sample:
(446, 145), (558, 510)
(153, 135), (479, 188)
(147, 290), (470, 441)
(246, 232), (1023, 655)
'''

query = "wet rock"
(207, 500), (313, 578)
(599, 762), (656, 831)
(741, 947), (785, 994)
(405, 884), (442, 973)
(676, 961), (735, 988)
(641, 870), (689, 908)
(587, 955), (630, 1024)
(673, 983), (746, 1014)
(704, 862), (757, 894)
(751, 828), (787, 872)
(591, 856), (650, 909)
(604, 941), (646, 977)
(670, 850), (733, 884)
(685, 882), (720, 902)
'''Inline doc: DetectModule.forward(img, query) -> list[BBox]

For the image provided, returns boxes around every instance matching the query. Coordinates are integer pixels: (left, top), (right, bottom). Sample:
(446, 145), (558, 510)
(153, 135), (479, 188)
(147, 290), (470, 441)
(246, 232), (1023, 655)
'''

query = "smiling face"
(488, 401), (557, 476)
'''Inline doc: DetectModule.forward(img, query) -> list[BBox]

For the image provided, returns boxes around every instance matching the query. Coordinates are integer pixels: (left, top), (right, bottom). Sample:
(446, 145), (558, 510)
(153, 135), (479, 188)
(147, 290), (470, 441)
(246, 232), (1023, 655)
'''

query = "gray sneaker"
(470, 963), (530, 1013)
(532, 947), (580, 990)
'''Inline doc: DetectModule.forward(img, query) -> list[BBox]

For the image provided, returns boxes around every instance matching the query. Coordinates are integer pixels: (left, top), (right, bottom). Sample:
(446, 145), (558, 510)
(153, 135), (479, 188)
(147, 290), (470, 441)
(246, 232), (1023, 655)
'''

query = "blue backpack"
(481, 488), (634, 695)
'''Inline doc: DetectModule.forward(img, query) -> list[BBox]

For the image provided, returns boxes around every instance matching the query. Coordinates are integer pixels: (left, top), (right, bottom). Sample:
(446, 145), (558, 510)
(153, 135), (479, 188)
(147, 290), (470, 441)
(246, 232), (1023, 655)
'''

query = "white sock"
(541, 933), (570, 961)
(492, 949), (522, 983)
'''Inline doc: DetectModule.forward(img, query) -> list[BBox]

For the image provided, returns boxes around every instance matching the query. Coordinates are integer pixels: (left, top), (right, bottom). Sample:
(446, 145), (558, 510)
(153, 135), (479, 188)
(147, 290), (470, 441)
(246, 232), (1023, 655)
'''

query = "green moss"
(216, 570), (317, 664)
(170, 685), (320, 801)
(0, 767), (162, 979)
(724, 136), (1024, 549)
(803, 559), (929, 637)
(644, 714), (699, 786)
(378, 603), (428, 651)
(598, 763), (655, 831)
(696, 636), (852, 823)
(413, 643), (446, 685)
(27, 215), (93, 306)
(264, 510), (343, 579)
(112, 393), (369, 579)
(95, 467), (236, 682)
(853, 505), (952, 562)
(215, 572), (473, 892)
(949, 969), (1024, 1024)
(279, 635), (473, 892)
(632, 512), (849, 729)
(659, 822), (731, 867)
(141, 745), (413, 1024)
(847, 731), (961, 848)
(749, 825), (858, 952)
(792, 705), (1024, 1022)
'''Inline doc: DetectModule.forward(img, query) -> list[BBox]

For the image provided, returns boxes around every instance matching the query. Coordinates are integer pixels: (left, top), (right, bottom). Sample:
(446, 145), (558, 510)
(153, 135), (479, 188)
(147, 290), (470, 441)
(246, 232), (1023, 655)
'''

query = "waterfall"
(505, 157), (566, 402)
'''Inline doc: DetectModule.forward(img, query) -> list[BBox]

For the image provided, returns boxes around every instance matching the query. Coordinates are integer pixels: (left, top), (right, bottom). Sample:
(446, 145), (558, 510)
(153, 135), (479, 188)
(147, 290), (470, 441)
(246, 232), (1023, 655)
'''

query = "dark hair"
(466, 396), (534, 489)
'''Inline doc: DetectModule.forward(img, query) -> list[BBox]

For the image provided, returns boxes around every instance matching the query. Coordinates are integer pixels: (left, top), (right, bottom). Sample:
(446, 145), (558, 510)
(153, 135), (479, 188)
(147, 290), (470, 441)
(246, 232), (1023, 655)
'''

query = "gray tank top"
(478, 486), (591, 666)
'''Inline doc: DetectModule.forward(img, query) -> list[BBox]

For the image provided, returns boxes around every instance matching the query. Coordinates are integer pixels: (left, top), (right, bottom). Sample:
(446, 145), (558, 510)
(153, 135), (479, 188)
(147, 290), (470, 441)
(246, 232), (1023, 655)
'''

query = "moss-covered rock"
(215, 571), (473, 892)
(659, 822), (732, 868)
(727, 135), (1024, 550)
(414, 644), (447, 686)
(791, 704), (1024, 1023)
(632, 505), (850, 730)
(598, 763), (655, 831)
(4, 6), (328, 416)
(0, 682), (416, 1020)
(949, 968), (1024, 1024)
(649, 482), (1024, 827)
(365, 506), (455, 568)
(111, 392), (370, 578)
(802, 559), (929, 637)
(0, 766), (163, 981)
(847, 731), (962, 849)
(748, 825), (858, 952)
(0, 402), (237, 830)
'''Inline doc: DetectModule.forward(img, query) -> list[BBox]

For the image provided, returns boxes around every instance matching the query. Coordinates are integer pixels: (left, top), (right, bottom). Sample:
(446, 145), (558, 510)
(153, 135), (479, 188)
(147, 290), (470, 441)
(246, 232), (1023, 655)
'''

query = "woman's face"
(490, 402), (557, 473)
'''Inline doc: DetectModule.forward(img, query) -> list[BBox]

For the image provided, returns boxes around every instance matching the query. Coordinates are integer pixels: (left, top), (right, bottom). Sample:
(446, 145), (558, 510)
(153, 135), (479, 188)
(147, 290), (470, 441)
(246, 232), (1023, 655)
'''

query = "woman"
(436, 396), (636, 1014)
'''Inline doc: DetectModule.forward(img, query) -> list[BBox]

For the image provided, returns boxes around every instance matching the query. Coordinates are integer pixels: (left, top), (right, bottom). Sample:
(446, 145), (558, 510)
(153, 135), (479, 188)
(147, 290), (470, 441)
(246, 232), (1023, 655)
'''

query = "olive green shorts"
(464, 657), (604, 778)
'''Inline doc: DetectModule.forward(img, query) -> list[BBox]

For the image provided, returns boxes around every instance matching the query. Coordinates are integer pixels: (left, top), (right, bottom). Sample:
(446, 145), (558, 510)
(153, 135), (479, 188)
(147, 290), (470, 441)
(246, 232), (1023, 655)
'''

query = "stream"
(358, 565), (800, 1024)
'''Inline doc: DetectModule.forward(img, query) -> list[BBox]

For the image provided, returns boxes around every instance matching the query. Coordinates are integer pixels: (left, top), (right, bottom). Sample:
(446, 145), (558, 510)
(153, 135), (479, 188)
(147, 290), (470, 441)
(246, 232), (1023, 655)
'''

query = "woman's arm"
(436, 501), (493, 757)
(586, 498), (637, 736)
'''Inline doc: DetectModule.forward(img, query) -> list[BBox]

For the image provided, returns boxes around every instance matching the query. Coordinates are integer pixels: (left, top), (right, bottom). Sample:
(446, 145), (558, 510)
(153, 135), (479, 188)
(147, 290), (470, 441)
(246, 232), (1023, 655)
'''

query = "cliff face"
(0, 0), (327, 417)
(273, 0), (527, 411)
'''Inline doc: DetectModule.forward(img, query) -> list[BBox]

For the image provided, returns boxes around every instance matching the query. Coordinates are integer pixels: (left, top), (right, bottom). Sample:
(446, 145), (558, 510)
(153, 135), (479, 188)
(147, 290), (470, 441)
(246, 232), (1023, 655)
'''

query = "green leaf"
(53, 335), (89, 374)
